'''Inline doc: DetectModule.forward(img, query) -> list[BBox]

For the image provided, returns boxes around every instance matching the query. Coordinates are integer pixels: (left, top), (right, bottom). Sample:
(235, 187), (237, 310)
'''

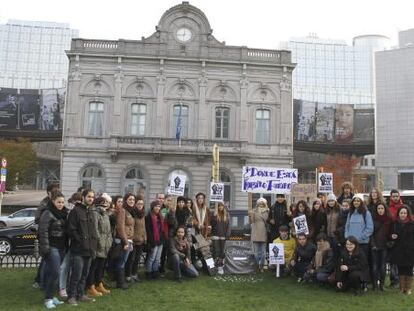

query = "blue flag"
(175, 104), (182, 140)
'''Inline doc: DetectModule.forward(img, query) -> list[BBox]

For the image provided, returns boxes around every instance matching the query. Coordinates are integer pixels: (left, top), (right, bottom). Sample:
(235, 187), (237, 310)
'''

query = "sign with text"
(318, 173), (333, 193)
(269, 243), (285, 265)
(167, 173), (186, 196)
(291, 183), (317, 204)
(242, 166), (298, 194)
(293, 215), (309, 235)
(210, 182), (224, 202)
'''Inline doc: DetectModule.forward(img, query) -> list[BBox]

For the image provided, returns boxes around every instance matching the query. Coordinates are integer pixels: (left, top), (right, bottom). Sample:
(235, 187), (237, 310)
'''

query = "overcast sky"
(1, 0), (413, 48)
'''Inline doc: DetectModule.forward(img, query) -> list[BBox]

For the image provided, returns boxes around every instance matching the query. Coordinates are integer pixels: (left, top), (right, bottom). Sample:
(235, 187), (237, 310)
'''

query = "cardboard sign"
(269, 243), (285, 265)
(318, 173), (333, 193)
(210, 182), (224, 202)
(241, 166), (298, 194)
(293, 215), (309, 235)
(167, 173), (186, 196)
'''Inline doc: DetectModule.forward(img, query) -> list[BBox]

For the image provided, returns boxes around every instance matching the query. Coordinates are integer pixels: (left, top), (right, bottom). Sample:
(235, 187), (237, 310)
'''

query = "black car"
(0, 221), (37, 256)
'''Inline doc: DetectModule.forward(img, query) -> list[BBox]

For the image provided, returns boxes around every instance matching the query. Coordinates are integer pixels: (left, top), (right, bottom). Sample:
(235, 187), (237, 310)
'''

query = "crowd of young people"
(252, 182), (414, 295)
(33, 181), (414, 308)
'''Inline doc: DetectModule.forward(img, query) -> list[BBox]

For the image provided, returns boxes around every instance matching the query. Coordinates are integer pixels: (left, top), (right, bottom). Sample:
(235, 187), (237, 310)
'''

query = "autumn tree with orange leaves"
(319, 154), (366, 195)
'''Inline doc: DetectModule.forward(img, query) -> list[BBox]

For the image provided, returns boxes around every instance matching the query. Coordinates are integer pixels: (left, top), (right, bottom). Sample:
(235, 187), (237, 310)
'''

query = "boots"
(399, 275), (406, 294)
(87, 285), (102, 297)
(96, 282), (110, 294)
(116, 269), (128, 290)
(406, 276), (413, 295)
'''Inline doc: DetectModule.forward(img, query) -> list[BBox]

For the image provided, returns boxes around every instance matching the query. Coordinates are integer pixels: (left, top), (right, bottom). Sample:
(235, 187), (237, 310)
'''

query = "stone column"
(239, 64), (249, 142)
(155, 59), (166, 137)
(197, 61), (208, 139)
(279, 68), (293, 152)
(113, 57), (123, 135)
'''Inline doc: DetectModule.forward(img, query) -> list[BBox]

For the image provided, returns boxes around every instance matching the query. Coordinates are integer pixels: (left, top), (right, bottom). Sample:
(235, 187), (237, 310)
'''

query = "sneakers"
(59, 289), (68, 300)
(44, 299), (56, 309)
(78, 295), (95, 303)
(52, 297), (64, 305)
(67, 297), (78, 306)
(125, 276), (132, 283)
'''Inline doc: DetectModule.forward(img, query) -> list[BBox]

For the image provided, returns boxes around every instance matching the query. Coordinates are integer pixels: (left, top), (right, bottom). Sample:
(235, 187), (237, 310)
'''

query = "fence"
(0, 254), (41, 268)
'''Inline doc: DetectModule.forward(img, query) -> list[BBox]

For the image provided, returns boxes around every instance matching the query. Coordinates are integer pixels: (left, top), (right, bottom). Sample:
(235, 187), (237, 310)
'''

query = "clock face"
(176, 28), (192, 42)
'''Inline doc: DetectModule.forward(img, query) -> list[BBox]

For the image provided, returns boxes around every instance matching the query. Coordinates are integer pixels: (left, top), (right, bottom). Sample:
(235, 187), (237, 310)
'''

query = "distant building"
(0, 20), (79, 89)
(61, 2), (294, 208)
(376, 29), (414, 190)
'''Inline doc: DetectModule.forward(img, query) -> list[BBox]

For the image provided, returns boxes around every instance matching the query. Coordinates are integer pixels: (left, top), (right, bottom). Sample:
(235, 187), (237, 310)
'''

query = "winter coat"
(337, 192), (354, 205)
(390, 221), (414, 267)
(370, 216), (391, 250)
(132, 216), (146, 246)
(336, 209), (349, 244)
(38, 204), (68, 255)
(115, 207), (135, 246)
(345, 210), (374, 245)
(335, 249), (368, 282)
(273, 237), (296, 264)
(169, 237), (191, 260)
(210, 213), (231, 239)
(268, 202), (289, 237)
(66, 202), (98, 257)
(249, 207), (269, 242)
(389, 199), (403, 221)
(310, 209), (327, 240)
(95, 206), (113, 258)
(192, 204), (211, 238)
(315, 248), (335, 275)
(166, 210), (178, 239)
(294, 242), (316, 265)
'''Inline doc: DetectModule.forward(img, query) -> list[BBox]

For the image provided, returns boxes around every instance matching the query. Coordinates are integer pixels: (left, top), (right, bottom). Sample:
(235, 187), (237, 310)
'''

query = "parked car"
(0, 208), (37, 229)
(0, 221), (38, 256)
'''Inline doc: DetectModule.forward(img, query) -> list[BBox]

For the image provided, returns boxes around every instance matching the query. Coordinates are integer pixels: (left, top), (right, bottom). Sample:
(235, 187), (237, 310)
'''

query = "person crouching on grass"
(290, 233), (316, 282)
(272, 225), (295, 277)
(335, 236), (368, 296)
(169, 226), (199, 282)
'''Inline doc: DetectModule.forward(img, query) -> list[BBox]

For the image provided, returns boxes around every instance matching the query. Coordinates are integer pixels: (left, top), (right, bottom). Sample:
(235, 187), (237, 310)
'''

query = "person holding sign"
(249, 198), (270, 273)
(292, 201), (312, 236)
(272, 225), (295, 277)
(290, 233), (316, 282)
(211, 202), (231, 267)
(268, 194), (289, 241)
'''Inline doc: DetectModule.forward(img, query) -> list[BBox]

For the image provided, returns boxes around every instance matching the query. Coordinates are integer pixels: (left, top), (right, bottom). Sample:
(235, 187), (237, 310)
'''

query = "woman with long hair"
(390, 205), (414, 295)
(310, 198), (327, 242)
(211, 202), (231, 266)
(367, 187), (385, 214)
(248, 198), (269, 272)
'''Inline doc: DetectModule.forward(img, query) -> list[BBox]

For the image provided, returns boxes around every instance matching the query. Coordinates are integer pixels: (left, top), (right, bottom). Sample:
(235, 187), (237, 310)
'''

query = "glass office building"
(0, 20), (79, 89)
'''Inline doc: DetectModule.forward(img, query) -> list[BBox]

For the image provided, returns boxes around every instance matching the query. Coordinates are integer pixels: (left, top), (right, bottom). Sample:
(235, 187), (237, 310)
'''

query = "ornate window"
(123, 167), (146, 197)
(255, 109), (270, 144)
(131, 103), (146, 136)
(88, 101), (104, 136)
(215, 107), (229, 139)
(173, 105), (188, 138)
(80, 165), (105, 193)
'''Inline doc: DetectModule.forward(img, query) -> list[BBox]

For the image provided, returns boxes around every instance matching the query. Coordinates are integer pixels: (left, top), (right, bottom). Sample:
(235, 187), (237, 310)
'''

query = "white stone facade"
(61, 2), (294, 209)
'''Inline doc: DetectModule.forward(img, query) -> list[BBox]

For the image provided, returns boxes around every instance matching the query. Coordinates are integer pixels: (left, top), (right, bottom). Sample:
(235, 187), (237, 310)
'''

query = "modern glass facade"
(0, 20), (79, 89)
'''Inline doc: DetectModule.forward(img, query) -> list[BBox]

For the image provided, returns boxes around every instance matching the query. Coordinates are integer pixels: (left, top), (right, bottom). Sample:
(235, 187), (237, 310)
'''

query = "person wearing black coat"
(309, 199), (327, 242)
(336, 236), (368, 295)
(38, 191), (68, 308)
(268, 194), (289, 241)
(290, 233), (316, 280)
(66, 189), (98, 305)
(390, 205), (414, 295)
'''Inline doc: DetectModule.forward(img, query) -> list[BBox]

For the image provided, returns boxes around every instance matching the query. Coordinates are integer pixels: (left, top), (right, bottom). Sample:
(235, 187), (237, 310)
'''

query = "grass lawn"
(0, 268), (413, 311)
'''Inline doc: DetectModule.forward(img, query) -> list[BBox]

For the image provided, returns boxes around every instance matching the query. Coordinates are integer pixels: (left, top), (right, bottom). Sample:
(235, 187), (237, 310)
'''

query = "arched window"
(80, 165), (105, 194)
(256, 109), (270, 144)
(123, 167), (146, 198)
(215, 107), (229, 139)
(167, 169), (189, 197)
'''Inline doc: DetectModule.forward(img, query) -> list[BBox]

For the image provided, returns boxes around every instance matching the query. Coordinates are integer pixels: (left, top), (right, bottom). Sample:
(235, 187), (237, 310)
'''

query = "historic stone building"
(61, 2), (294, 209)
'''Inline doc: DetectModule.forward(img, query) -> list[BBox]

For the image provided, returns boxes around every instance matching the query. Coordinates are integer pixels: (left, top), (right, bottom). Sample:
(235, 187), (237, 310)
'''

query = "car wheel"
(0, 238), (12, 256)
(0, 222), (6, 229)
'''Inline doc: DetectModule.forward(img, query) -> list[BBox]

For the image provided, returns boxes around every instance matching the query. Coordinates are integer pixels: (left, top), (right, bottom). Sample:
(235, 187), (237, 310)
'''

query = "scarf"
(315, 241), (331, 269)
(124, 204), (138, 218)
(174, 236), (188, 254)
(194, 201), (207, 226)
(136, 208), (145, 219)
(151, 213), (161, 244)
(397, 217), (410, 224)
(49, 204), (68, 220)
(375, 214), (391, 234)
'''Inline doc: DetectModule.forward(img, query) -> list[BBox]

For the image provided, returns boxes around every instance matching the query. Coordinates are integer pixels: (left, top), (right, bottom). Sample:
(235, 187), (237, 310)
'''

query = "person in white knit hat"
(248, 198), (269, 272)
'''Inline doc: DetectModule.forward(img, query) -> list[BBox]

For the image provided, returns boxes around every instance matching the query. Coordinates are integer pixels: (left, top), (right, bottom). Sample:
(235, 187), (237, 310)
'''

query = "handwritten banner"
(241, 166), (297, 194)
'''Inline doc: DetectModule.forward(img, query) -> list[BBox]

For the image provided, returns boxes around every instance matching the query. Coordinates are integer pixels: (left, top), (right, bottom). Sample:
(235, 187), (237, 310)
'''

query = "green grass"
(0, 269), (413, 311)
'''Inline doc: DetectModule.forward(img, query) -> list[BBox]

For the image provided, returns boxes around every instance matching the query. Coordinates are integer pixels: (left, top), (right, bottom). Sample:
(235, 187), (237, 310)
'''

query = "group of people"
(249, 182), (414, 296)
(34, 183), (231, 309)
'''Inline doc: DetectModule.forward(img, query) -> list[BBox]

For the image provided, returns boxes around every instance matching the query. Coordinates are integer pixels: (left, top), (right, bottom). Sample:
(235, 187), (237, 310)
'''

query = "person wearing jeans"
(38, 191), (68, 309)
(66, 189), (98, 306)
(145, 200), (166, 278)
(248, 198), (269, 272)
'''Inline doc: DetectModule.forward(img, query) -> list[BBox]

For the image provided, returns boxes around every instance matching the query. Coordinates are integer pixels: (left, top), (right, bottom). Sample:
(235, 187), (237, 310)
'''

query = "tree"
(319, 153), (361, 195)
(0, 138), (38, 190)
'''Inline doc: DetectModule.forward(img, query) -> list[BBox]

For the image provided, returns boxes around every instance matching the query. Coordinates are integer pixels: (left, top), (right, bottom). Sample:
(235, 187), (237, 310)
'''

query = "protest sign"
(210, 182), (224, 202)
(293, 215), (309, 235)
(268, 243), (285, 265)
(291, 183), (317, 204)
(167, 173), (186, 196)
(318, 173), (333, 193)
(241, 166), (298, 194)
